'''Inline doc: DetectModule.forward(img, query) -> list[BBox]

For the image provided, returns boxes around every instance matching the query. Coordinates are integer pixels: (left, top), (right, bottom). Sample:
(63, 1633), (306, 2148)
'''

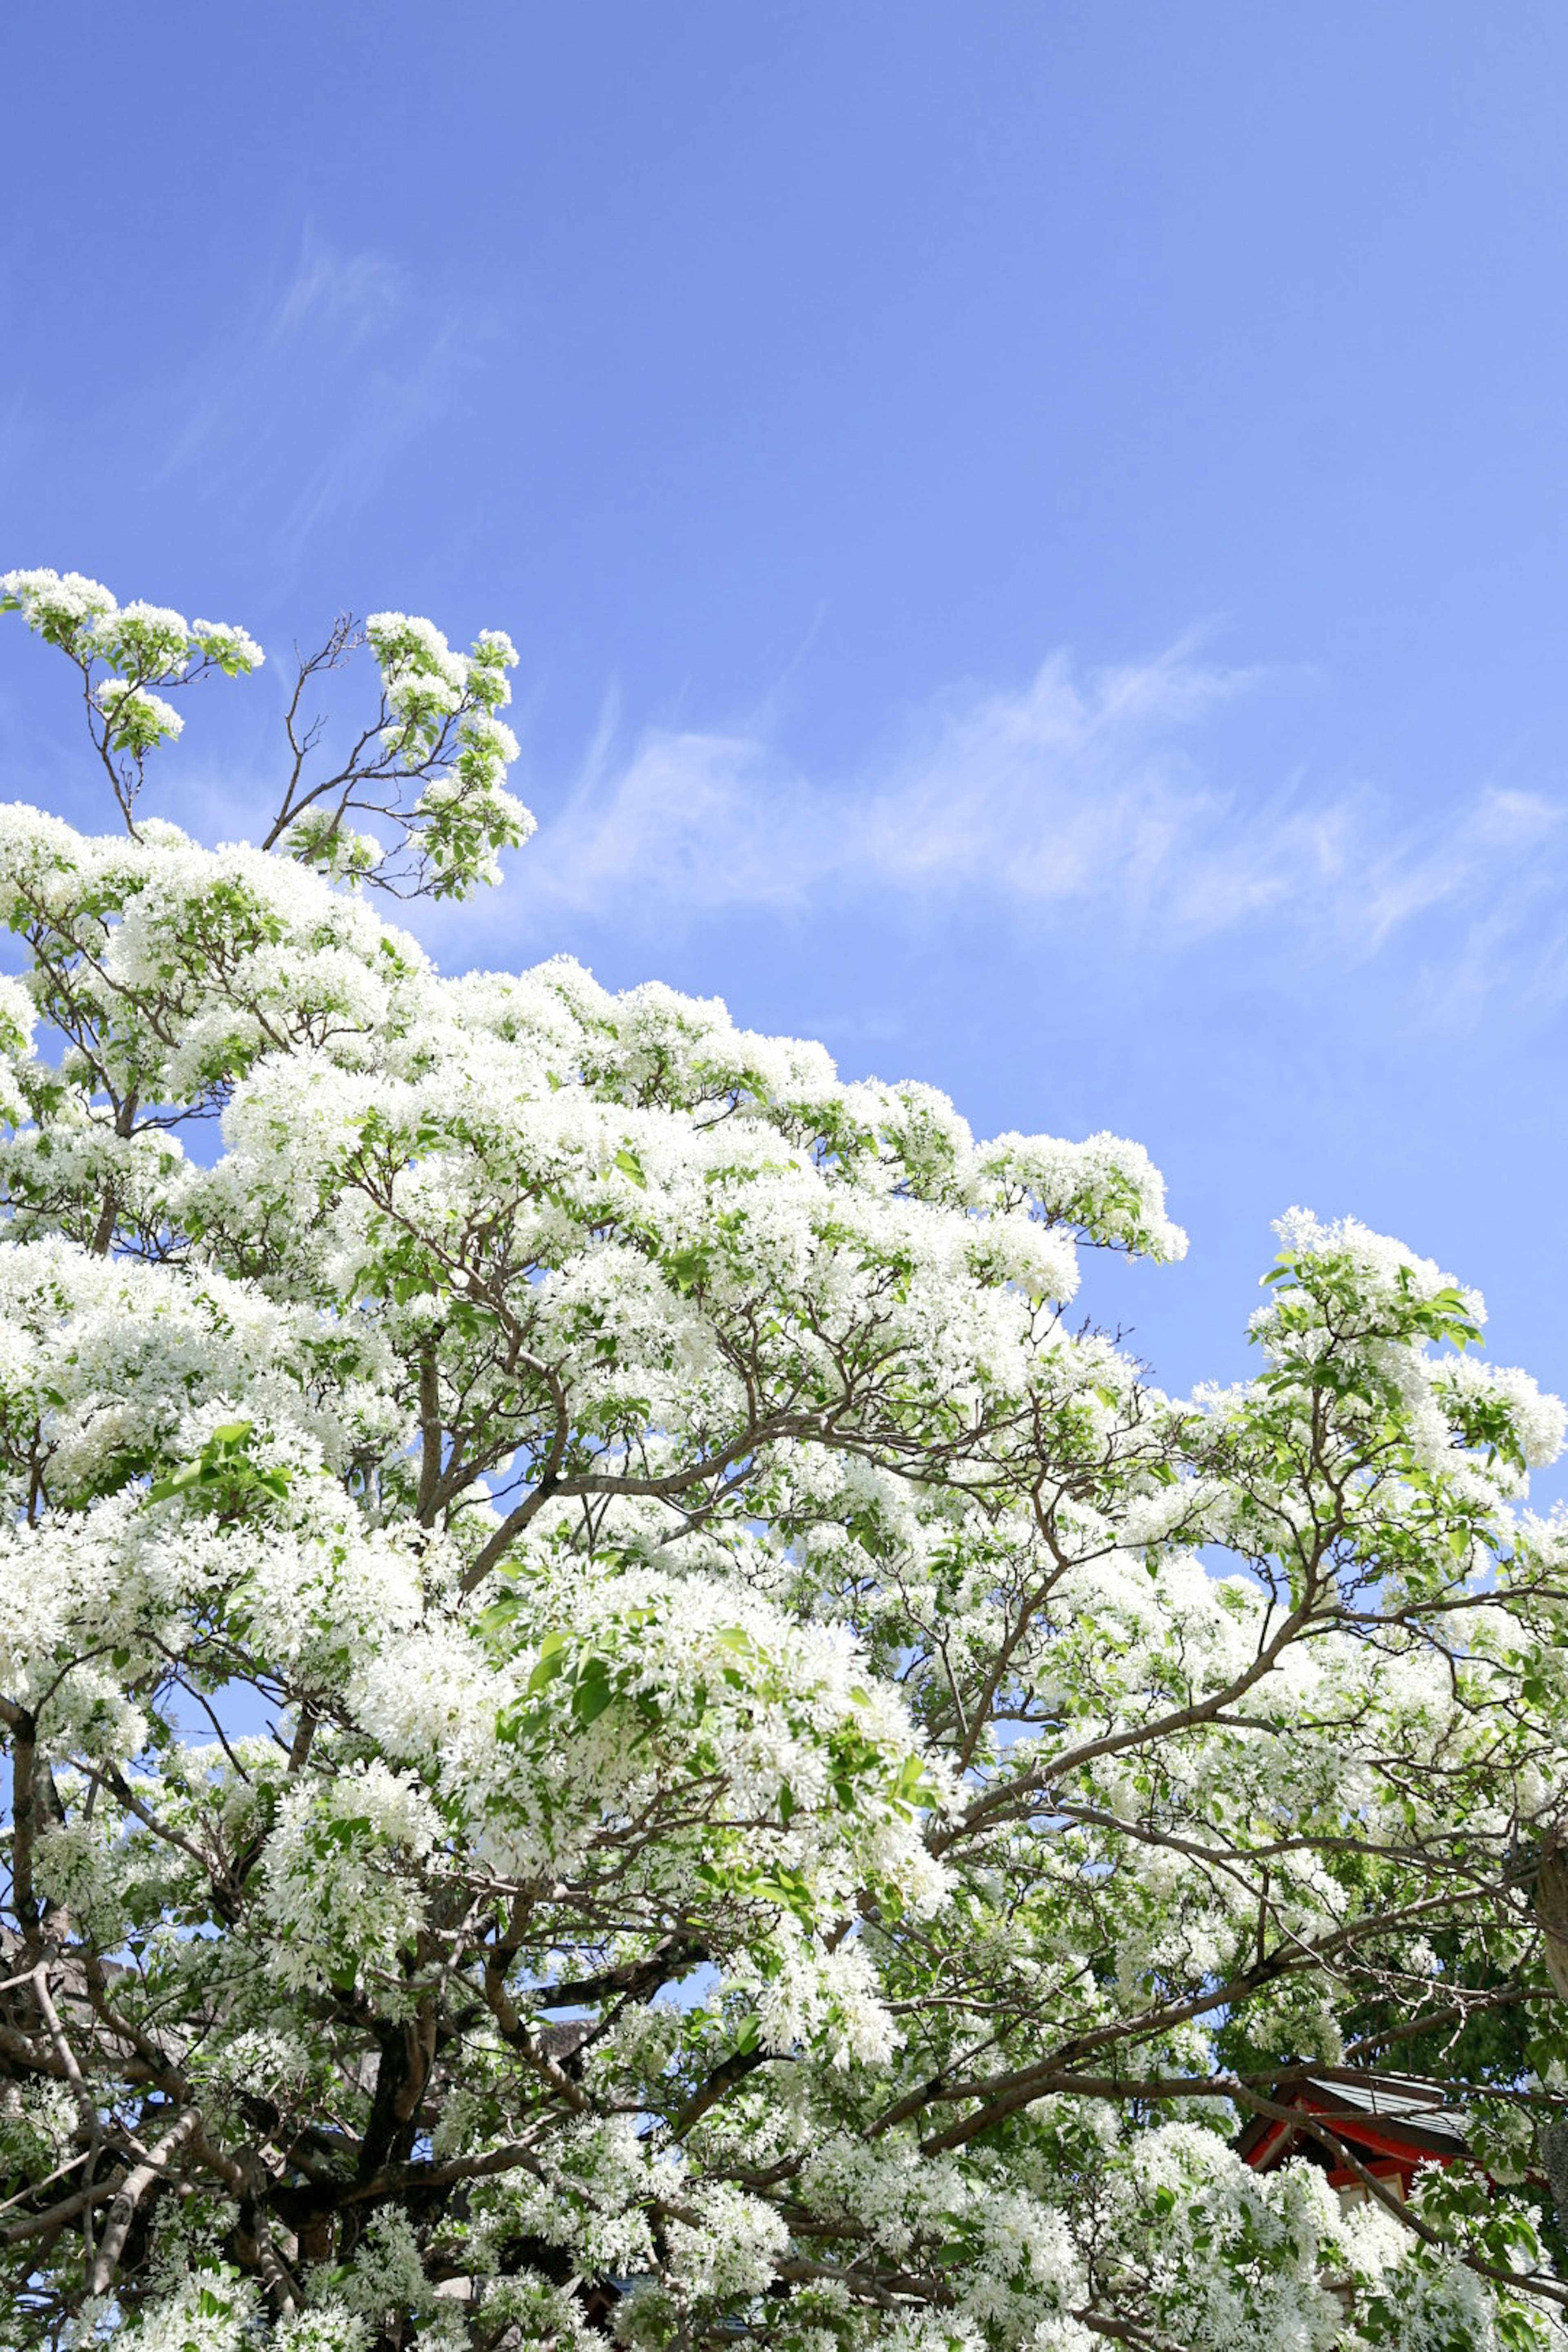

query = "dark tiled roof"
(1237, 2072), (1473, 2167)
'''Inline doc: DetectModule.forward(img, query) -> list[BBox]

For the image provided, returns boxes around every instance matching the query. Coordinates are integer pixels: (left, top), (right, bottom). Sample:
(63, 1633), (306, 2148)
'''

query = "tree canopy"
(4, 569), (1568, 2351)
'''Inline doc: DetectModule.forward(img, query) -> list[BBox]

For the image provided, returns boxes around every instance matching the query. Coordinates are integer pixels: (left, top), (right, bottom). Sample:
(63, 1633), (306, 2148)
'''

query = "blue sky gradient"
(5, 2), (1568, 1453)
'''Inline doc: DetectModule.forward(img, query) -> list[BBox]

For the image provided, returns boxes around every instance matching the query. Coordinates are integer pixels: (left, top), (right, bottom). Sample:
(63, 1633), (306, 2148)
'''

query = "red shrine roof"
(1237, 2073), (1473, 2193)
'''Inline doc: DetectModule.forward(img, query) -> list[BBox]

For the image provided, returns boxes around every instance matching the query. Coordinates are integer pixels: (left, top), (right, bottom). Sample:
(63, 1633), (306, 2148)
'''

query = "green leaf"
(149, 1462), (201, 1501)
(892, 1753), (937, 1809)
(526, 1630), (571, 1693)
(572, 1660), (614, 1725)
(664, 1245), (711, 1295)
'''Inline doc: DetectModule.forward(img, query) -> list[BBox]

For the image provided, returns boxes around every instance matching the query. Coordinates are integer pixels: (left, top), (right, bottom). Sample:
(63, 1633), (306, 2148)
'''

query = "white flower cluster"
(359, 608), (532, 891)
(95, 674), (185, 753)
(1, 568), (263, 682)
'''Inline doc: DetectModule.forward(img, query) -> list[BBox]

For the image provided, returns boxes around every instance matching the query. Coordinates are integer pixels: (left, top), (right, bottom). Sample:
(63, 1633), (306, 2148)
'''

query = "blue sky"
(5, 2), (1568, 1449)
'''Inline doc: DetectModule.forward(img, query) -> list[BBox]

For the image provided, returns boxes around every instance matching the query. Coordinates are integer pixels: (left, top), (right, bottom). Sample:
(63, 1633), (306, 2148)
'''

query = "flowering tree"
(4, 572), (1568, 2352)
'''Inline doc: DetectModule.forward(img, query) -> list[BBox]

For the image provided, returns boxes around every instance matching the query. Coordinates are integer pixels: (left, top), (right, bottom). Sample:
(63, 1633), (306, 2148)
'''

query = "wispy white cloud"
(149, 227), (501, 543)
(517, 642), (1568, 1000)
(526, 642), (1263, 919)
